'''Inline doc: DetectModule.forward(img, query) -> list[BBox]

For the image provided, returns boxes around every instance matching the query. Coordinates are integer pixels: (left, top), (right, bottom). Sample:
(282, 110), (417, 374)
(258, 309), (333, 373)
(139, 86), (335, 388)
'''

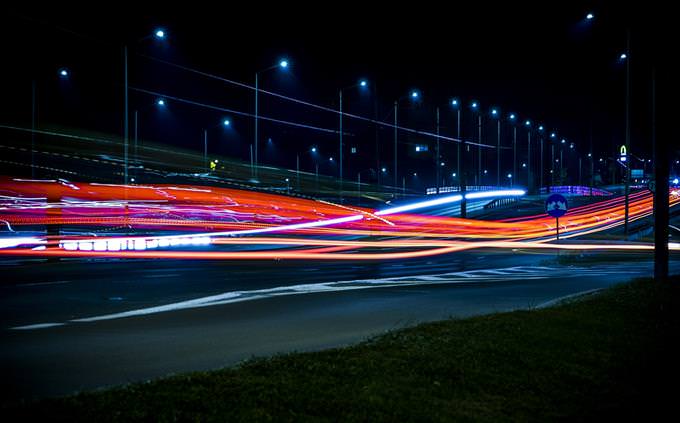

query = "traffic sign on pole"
(546, 193), (568, 240)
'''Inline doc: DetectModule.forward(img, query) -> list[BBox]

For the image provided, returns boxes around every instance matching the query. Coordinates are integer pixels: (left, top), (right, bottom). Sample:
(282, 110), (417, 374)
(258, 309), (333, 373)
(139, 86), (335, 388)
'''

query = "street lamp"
(123, 29), (167, 185)
(509, 113), (517, 189)
(507, 173), (513, 187)
(491, 108), (500, 186)
(525, 120), (532, 193)
(58, 68), (69, 78)
(254, 58), (289, 179)
(393, 89), (420, 194)
(471, 101), (481, 187)
(339, 78), (370, 202)
(203, 117), (233, 172)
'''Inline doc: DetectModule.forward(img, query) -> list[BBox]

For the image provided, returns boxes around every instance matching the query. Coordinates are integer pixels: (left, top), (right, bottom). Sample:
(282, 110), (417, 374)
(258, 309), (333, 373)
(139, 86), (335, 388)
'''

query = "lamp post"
(393, 90), (420, 195)
(622, 32), (631, 238)
(491, 108), (500, 186)
(471, 101), (480, 187)
(202, 118), (233, 172)
(123, 28), (166, 186)
(339, 79), (369, 202)
(525, 120), (532, 192)
(254, 59), (288, 180)
(538, 125), (544, 192)
(452, 99), (466, 217)
(509, 113), (517, 188)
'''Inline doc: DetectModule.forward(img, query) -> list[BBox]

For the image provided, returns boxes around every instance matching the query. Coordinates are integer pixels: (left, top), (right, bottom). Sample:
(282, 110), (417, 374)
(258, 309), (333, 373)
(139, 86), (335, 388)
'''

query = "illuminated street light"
(279, 59), (289, 68)
(359, 79), (368, 87)
(619, 53), (627, 60)
(156, 98), (165, 106)
(59, 68), (69, 78)
(223, 119), (231, 126)
(586, 13), (594, 20)
(155, 29), (165, 39)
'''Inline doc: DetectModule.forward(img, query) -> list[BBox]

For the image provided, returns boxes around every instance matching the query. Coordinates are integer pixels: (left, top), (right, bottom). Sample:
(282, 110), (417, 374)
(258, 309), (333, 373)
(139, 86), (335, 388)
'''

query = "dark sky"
(2, 2), (668, 186)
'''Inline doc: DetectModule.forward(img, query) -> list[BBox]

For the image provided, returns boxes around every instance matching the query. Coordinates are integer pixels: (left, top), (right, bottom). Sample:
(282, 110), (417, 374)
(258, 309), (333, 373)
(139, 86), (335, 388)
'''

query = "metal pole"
(458, 108), (466, 218)
(134, 110), (138, 174)
(651, 67), (668, 280)
(477, 115), (482, 188)
(496, 119), (500, 187)
(513, 126), (517, 187)
(551, 144), (555, 188)
(525, 132), (530, 190)
(254, 72), (259, 179)
(358, 172), (361, 206)
(31, 80), (36, 178)
(394, 101), (398, 193)
(624, 29), (631, 238)
(540, 135), (544, 193)
(556, 217), (559, 240)
(339, 89), (343, 202)
(124, 45), (128, 185)
(436, 107), (440, 193)
(250, 144), (253, 178)
(203, 129), (207, 171)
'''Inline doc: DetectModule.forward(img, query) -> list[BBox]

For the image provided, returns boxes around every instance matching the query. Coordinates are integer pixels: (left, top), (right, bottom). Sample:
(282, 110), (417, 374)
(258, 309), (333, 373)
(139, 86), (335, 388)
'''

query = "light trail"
(1, 177), (678, 260)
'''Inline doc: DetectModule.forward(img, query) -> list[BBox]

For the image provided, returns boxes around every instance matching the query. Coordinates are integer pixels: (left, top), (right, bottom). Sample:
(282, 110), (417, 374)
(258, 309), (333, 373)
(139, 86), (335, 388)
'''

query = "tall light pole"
(452, 99), (466, 217)
(255, 59), (288, 180)
(538, 125), (544, 192)
(525, 120), (532, 192)
(549, 132), (557, 189)
(622, 32), (631, 238)
(436, 106), (440, 193)
(509, 113), (517, 187)
(470, 101), (480, 186)
(393, 90), (420, 194)
(491, 108), (500, 186)
(339, 79), (369, 202)
(123, 28), (166, 186)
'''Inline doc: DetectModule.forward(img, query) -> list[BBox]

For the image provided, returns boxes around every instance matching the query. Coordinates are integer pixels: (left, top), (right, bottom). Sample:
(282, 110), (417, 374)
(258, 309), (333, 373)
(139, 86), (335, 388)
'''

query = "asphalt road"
(2, 250), (678, 401)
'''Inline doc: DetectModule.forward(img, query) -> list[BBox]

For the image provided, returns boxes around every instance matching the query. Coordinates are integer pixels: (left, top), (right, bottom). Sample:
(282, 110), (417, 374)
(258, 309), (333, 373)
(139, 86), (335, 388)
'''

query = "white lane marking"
(142, 273), (180, 278)
(17, 280), (72, 287)
(533, 288), (604, 309)
(11, 323), (66, 330)
(8, 264), (649, 330)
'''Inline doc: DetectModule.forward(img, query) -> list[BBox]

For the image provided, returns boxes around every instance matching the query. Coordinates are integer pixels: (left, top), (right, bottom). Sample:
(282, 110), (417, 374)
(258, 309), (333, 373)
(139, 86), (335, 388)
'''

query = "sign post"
(546, 193), (568, 240)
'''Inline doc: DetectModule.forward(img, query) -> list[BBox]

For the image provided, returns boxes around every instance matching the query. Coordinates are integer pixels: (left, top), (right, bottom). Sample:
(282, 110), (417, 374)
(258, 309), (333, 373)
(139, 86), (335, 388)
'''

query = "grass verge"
(5, 277), (680, 421)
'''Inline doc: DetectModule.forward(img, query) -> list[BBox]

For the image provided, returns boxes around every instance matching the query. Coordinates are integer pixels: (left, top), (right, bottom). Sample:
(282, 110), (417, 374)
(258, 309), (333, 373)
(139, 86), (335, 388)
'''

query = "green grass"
(5, 277), (680, 421)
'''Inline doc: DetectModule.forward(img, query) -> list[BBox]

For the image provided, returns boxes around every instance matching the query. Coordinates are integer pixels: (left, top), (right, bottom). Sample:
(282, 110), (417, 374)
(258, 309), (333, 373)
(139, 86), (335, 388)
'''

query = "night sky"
(2, 2), (668, 187)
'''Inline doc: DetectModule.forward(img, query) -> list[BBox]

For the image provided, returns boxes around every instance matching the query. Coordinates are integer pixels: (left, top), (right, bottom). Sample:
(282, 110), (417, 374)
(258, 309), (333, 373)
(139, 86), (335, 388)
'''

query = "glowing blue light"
(413, 172), (417, 176)
(155, 29), (165, 39)
(525, 120), (531, 126)
(452, 172), (457, 177)
(491, 108), (498, 116)
(561, 139), (566, 144)
(279, 59), (289, 68)
(522, 163), (527, 168)
(157, 98), (165, 106)
(381, 167), (387, 172)
(538, 125), (544, 131)
(451, 99), (458, 106)
(465, 189), (525, 200)
(329, 157), (334, 161)
(586, 13), (594, 20)
(484, 169), (488, 174)
(411, 90), (419, 99)
(471, 101), (478, 109)
(223, 119), (230, 126)
(375, 194), (463, 216)
(550, 132), (556, 138)
(620, 53), (627, 60)
(509, 113), (516, 120)
(673, 178), (679, 184)
(311, 147), (317, 153)
(359, 80), (368, 87)
(59, 68), (69, 78)
(507, 173), (512, 178)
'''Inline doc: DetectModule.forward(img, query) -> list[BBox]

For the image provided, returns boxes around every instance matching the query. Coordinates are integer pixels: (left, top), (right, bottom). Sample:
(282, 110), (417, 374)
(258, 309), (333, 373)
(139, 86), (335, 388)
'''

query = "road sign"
(648, 179), (655, 193)
(545, 193), (568, 218)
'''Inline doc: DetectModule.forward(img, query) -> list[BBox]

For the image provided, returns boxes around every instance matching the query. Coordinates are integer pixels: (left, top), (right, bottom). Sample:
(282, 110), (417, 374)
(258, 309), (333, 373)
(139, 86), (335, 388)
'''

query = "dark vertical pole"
(540, 134), (544, 193)
(527, 130), (532, 193)
(556, 217), (559, 240)
(339, 89), (343, 202)
(394, 101), (398, 194)
(497, 119), (501, 187)
(460, 108), (467, 218)
(254, 72), (259, 179)
(513, 126), (517, 186)
(374, 84), (380, 185)
(31, 81), (36, 178)
(124, 46), (128, 185)
(436, 107), (440, 193)
(134, 110), (138, 174)
(652, 68), (668, 280)
(477, 114), (482, 187)
(624, 29), (631, 238)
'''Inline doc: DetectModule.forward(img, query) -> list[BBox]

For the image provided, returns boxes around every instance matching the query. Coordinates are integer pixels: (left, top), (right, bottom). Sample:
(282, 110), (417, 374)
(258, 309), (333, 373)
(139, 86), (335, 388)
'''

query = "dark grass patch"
(5, 277), (680, 421)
